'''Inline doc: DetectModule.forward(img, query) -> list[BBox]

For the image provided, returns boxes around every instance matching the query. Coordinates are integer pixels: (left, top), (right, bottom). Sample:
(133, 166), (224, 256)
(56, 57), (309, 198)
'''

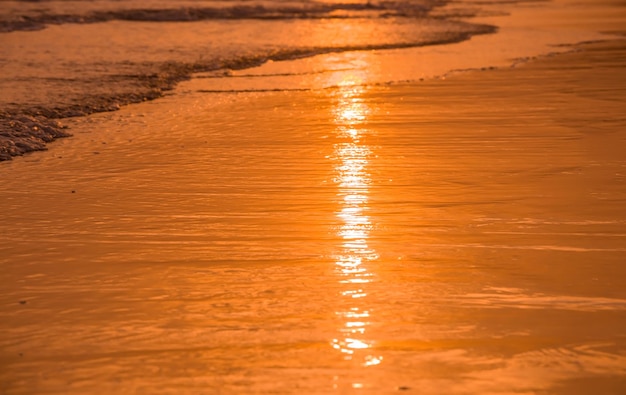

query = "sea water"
(1, 0), (626, 394)
(0, 0), (495, 115)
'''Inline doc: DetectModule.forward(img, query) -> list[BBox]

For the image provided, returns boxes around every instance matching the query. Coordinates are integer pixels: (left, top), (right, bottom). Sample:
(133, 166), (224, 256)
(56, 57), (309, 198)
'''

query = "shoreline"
(2, 0), (624, 162)
(1, 30), (620, 162)
(0, 35), (498, 162)
(0, 0), (500, 161)
(0, 31), (608, 163)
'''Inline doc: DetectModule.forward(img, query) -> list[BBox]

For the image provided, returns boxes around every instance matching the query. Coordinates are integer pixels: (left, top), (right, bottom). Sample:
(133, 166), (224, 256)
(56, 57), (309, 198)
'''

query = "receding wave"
(0, 0), (498, 160)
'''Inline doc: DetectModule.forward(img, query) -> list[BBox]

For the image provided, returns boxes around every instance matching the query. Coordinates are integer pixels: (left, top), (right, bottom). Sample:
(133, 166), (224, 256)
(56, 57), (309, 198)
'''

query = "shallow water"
(0, 0), (502, 159)
(2, 0), (621, 160)
(2, 0), (626, 394)
(0, 0), (491, 113)
(2, 42), (626, 392)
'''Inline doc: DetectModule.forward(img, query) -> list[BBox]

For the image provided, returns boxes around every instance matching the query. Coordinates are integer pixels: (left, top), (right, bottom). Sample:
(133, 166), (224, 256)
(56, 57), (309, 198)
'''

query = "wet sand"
(2, 0), (626, 393)
(1, 37), (626, 393)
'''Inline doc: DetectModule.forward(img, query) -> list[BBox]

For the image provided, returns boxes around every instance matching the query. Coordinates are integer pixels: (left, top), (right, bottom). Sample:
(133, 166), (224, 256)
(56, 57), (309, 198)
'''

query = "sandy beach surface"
(1, 0), (626, 394)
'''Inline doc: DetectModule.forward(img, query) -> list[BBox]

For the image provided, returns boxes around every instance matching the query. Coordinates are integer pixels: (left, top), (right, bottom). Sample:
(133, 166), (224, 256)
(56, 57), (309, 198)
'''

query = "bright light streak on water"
(330, 74), (383, 367)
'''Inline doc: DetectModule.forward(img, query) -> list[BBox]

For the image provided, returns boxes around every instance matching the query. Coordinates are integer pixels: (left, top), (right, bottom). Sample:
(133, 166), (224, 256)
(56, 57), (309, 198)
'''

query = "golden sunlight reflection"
(329, 73), (382, 367)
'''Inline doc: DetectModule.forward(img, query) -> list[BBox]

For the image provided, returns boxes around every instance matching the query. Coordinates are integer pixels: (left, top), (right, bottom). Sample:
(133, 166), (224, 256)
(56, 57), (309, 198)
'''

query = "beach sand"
(1, 1), (626, 394)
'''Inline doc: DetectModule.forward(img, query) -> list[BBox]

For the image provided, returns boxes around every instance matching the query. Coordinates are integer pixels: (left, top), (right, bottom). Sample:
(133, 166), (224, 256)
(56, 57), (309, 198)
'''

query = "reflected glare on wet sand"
(330, 77), (382, 368)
